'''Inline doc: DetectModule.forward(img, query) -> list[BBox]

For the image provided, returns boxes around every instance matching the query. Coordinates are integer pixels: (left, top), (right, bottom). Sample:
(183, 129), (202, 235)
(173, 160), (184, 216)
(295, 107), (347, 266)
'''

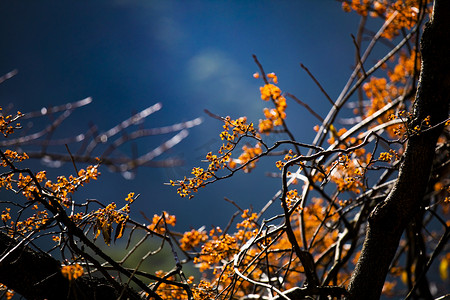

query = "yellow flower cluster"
(360, 48), (421, 137)
(1, 208), (11, 222)
(1, 150), (28, 167)
(233, 143), (263, 173)
(276, 149), (300, 171)
(362, 77), (399, 121)
(10, 208), (49, 236)
(194, 232), (237, 272)
(185, 209), (260, 292)
(147, 211), (176, 234)
(379, 152), (393, 162)
(341, 0), (372, 16)
(152, 272), (228, 300)
(388, 50), (418, 83)
(16, 171), (45, 200)
(378, 149), (399, 163)
(61, 263), (84, 281)
(220, 116), (256, 142)
(124, 192), (135, 203)
(45, 165), (100, 204)
(383, 0), (431, 39)
(329, 154), (367, 194)
(0, 173), (13, 190)
(260, 83), (281, 101)
(0, 107), (22, 137)
(179, 228), (208, 251)
(258, 73), (287, 134)
(236, 209), (258, 229)
(171, 117), (256, 198)
(342, 0), (432, 40)
(286, 189), (301, 211)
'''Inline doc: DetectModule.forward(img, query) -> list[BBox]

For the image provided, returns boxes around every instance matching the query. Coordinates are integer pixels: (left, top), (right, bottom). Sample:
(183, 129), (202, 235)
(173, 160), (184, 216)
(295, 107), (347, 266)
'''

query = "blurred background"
(0, 0), (361, 230)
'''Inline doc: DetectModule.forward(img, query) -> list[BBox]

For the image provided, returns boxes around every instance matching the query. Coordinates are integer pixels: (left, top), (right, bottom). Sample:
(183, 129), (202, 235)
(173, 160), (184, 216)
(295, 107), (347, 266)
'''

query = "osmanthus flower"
(179, 228), (208, 251)
(260, 83), (281, 101)
(342, 0), (432, 39)
(1, 149), (28, 166)
(328, 153), (367, 194)
(236, 143), (263, 173)
(61, 263), (84, 281)
(267, 72), (278, 84)
(258, 118), (274, 133)
(378, 151), (393, 162)
(236, 209), (258, 230)
(124, 191), (135, 203)
(1, 208), (11, 223)
(171, 116), (258, 198)
(388, 50), (419, 83)
(257, 72), (287, 135)
(44, 165), (100, 204)
(147, 211), (176, 234)
(285, 189), (301, 211)
(193, 233), (238, 272)
(0, 107), (22, 137)
(12, 209), (49, 236)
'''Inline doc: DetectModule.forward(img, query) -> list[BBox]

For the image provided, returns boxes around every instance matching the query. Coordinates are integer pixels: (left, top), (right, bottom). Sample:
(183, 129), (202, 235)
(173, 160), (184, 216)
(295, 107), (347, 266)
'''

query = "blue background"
(0, 1), (361, 230)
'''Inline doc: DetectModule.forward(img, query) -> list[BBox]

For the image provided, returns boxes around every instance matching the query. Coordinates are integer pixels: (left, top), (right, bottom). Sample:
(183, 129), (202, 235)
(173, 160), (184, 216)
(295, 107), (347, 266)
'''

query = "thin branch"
(300, 63), (335, 107)
(0, 69), (18, 85)
(351, 34), (367, 78)
(286, 93), (324, 123)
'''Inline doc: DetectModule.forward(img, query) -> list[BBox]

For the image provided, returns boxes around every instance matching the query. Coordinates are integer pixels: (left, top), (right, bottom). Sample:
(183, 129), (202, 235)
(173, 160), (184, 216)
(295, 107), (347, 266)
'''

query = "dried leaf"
(101, 222), (112, 246)
(114, 220), (126, 243)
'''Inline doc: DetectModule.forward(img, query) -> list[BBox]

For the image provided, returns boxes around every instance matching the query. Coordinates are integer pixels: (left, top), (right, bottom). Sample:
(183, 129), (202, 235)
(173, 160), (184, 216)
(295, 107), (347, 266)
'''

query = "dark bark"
(346, 1), (450, 299)
(0, 231), (141, 300)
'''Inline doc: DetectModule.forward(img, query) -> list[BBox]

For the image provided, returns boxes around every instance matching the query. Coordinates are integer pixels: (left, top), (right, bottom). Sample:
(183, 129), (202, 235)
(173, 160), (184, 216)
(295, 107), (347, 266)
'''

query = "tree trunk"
(0, 231), (140, 300)
(346, 1), (450, 299)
